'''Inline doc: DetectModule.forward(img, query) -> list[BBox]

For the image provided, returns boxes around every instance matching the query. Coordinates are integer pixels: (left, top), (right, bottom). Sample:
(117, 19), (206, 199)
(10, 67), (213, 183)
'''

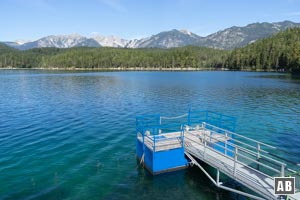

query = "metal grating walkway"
(183, 124), (300, 200)
(185, 142), (275, 199)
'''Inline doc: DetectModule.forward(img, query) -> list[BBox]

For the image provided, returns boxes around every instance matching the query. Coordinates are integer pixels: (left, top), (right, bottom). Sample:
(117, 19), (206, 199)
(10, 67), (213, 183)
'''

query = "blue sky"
(1, 0), (300, 41)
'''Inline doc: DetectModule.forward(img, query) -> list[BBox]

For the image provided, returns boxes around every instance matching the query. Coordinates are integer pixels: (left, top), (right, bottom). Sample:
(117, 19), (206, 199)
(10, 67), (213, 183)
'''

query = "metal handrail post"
(204, 133), (207, 158)
(225, 132), (228, 155)
(281, 164), (285, 177)
(153, 134), (156, 152)
(203, 122), (206, 129)
(257, 143), (261, 170)
(257, 143), (261, 159)
(234, 147), (238, 176)
(181, 125), (184, 148)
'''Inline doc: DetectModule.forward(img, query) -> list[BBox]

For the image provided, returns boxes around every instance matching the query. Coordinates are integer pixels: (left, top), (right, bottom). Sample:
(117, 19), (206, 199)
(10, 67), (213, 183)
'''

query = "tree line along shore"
(0, 28), (299, 74)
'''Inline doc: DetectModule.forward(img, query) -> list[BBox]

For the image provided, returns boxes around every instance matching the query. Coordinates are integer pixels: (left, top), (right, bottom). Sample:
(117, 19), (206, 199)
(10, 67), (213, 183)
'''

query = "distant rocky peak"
(2, 20), (300, 50)
(91, 35), (128, 47)
(179, 29), (192, 35)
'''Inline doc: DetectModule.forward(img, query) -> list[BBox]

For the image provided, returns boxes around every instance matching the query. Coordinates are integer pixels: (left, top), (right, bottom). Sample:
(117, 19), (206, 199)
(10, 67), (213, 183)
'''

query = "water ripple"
(0, 70), (299, 200)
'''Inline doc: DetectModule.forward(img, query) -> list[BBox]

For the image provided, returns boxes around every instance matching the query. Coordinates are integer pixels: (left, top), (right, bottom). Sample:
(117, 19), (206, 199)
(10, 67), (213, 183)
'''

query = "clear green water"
(0, 70), (299, 200)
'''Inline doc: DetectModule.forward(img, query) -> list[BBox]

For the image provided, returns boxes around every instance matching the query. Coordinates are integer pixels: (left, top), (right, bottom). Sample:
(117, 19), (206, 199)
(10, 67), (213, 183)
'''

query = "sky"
(1, 0), (300, 41)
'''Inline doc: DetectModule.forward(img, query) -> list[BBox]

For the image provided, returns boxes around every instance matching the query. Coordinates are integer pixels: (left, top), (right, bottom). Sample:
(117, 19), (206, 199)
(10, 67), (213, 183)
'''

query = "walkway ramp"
(185, 142), (275, 199)
(184, 124), (300, 200)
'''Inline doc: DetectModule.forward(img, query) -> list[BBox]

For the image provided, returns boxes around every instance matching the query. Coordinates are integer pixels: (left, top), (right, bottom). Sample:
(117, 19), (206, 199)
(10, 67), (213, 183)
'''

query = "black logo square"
(274, 177), (295, 195)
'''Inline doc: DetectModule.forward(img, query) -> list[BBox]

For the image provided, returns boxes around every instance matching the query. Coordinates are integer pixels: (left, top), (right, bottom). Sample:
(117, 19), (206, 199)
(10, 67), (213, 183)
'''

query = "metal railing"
(184, 122), (300, 190)
(136, 123), (184, 152)
(185, 130), (276, 178)
(188, 110), (237, 132)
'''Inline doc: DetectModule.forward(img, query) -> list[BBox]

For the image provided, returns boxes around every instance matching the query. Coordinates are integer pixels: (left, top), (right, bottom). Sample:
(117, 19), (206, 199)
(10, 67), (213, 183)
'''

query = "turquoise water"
(0, 70), (299, 200)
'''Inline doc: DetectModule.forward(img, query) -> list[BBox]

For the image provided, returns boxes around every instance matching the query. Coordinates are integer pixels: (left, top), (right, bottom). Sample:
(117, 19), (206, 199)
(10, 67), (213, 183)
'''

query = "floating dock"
(136, 110), (300, 200)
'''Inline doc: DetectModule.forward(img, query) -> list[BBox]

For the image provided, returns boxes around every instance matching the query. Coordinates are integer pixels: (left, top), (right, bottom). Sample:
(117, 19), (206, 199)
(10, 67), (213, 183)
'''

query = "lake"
(0, 70), (299, 200)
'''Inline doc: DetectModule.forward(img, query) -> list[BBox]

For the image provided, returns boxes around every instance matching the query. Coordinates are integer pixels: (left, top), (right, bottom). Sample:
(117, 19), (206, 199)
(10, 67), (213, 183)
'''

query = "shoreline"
(0, 67), (282, 73)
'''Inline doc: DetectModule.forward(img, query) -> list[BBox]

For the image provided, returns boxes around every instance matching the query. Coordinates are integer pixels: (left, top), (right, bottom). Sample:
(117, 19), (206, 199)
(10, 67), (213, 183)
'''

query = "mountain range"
(3, 20), (300, 50)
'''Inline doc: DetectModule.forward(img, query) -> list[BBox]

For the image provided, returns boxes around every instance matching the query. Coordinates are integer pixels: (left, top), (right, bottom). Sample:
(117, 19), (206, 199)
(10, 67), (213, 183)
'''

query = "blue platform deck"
(136, 110), (236, 174)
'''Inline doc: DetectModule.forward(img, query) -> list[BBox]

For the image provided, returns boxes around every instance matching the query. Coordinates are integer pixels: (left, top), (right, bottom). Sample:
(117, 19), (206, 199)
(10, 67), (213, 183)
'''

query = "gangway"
(184, 122), (300, 199)
(136, 110), (300, 200)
